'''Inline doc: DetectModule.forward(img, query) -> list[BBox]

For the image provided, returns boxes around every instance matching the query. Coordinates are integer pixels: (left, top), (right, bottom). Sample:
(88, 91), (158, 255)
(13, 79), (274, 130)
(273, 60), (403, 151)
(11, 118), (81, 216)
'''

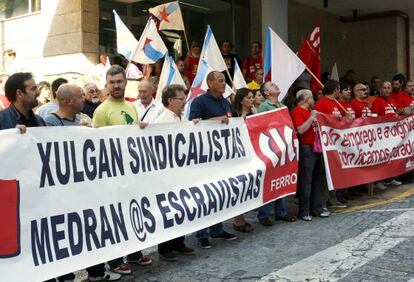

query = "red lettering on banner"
(245, 109), (298, 203)
(316, 113), (414, 190)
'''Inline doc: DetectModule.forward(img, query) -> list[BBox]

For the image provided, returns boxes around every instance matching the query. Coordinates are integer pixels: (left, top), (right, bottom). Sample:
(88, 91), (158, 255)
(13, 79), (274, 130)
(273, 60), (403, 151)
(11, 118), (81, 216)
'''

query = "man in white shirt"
(133, 79), (164, 123)
(153, 84), (195, 261)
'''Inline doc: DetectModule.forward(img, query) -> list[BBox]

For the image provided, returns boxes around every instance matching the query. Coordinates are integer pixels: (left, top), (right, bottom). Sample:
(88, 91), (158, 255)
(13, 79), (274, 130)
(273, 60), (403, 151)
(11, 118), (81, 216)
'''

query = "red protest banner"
(245, 108), (299, 202)
(316, 113), (414, 190)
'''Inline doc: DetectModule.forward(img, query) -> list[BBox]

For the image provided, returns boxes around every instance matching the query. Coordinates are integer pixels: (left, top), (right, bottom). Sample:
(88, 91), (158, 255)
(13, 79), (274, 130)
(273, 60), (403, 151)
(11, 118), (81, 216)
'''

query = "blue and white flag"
(155, 55), (187, 102)
(198, 25), (227, 72)
(113, 10), (139, 61)
(149, 1), (185, 31)
(233, 58), (247, 89)
(264, 27), (305, 100)
(132, 18), (168, 64)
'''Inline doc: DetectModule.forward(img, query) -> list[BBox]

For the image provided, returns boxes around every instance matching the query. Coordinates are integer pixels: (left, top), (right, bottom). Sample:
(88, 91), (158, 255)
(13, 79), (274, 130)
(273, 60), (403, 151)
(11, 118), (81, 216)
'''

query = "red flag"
(297, 22), (321, 93)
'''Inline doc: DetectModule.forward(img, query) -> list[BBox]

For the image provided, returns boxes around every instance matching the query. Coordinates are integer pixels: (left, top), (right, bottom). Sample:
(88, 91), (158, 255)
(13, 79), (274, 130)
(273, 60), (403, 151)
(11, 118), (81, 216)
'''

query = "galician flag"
(198, 25), (227, 73)
(149, 1), (185, 31)
(155, 55), (187, 102)
(131, 18), (168, 64)
(113, 10), (139, 61)
(264, 26), (305, 100)
(233, 58), (247, 89)
(187, 59), (233, 102)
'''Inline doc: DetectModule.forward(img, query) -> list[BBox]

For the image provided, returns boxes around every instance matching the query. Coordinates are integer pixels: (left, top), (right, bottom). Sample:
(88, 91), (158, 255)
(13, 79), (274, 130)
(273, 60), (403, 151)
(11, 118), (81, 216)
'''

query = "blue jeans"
(257, 198), (287, 219)
(196, 223), (224, 239)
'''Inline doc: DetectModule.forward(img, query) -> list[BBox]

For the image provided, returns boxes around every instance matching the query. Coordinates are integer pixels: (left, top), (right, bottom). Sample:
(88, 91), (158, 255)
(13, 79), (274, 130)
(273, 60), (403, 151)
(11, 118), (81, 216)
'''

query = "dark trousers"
(158, 236), (186, 254)
(297, 146), (325, 216)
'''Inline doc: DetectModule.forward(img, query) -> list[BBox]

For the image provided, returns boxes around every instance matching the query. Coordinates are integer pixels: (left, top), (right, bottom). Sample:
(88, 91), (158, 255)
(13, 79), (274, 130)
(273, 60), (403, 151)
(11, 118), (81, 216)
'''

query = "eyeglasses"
(357, 88), (368, 92)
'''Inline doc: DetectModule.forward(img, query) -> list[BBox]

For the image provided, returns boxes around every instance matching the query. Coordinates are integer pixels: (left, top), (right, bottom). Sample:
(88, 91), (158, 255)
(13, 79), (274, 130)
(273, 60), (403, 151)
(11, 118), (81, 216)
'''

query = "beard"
(91, 98), (100, 104)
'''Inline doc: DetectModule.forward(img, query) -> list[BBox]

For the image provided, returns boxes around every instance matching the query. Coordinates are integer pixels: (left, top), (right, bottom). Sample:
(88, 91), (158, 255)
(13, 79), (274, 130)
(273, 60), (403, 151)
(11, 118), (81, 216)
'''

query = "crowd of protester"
(1, 39), (414, 282)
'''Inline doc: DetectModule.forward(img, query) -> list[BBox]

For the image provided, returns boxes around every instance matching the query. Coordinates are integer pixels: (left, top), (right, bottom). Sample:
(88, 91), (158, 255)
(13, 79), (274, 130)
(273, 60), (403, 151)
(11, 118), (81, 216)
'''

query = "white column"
(261, 0), (288, 43)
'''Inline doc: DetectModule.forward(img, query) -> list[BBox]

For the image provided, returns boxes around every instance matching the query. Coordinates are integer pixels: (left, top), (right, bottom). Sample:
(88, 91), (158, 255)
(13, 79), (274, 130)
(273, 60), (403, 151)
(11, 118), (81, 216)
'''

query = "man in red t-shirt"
(351, 83), (372, 118)
(185, 41), (201, 85)
(314, 80), (342, 117)
(314, 79), (348, 209)
(338, 82), (355, 118)
(390, 75), (406, 108)
(291, 89), (326, 220)
(395, 80), (414, 111)
(242, 41), (263, 82)
(372, 81), (398, 117)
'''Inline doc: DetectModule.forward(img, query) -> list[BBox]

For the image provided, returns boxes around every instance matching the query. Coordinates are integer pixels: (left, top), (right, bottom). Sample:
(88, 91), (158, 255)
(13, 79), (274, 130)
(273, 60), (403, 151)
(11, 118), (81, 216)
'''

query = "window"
(0, 0), (41, 20)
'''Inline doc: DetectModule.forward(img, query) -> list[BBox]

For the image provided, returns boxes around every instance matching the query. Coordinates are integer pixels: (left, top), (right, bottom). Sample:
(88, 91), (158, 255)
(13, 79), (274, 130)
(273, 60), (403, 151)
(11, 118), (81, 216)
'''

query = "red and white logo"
(245, 108), (298, 203)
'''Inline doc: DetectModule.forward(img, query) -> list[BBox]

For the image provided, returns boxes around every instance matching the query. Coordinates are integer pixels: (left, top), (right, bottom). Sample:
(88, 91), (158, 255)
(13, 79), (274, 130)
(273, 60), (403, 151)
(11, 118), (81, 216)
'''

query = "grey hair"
(138, 79), (155, 92)
(83, 82), (97, 92)
(296, 89), (313, 103)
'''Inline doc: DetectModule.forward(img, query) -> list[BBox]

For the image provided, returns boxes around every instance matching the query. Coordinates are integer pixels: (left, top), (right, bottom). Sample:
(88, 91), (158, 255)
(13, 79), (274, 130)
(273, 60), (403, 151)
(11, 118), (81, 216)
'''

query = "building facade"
(0, 0), (412, 83)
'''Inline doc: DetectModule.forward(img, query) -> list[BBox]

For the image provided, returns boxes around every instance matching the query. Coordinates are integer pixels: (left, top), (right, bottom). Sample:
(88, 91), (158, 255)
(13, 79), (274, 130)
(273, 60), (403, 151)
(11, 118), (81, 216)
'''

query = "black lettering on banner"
(38, 142), (55, 188)
(211, 181), (226, 211)
(236, 174), (248, 203)
(253, 169), (262, 198)
(167, 134), (174, 168)
(142, 137), (158, 172)
(168, 192), (185, 225)
(83, 209), (101, 251)
(244, 173), (255, 202)
(189, 186), (207, 218)
(179, 189), (196, 221)
(221, 129), (231, 159)
(70, 141), (85, 183)
(141, 197), (155, 233)
(50, 214), (69, 260)
(67, 212), (83, 256)
(175, 133), (186, 167)
(206, 131), (213, 162)
(198, 132), (208, 164)
(127, 137), (140, 174)
(110, 203), (129, 243)
(31, 218), (53, 266)
(204, 184), (218, 215)
(236, 128), (246, 156)
(83, 139), (97, 180)
(231, 128), (240, 158)
(130, 198), (156, 241)
(187, 133), (198, 165)
(100, 206), (115, 247)
(98, 139), (112, 179)
(154, 135), (167, 169)
(55, 142), (70, 185)
(229, 177), (239, 206)
(212, 130), (223, 161)
(156, 194), (174, 228)
(109, 138), (125, 177)
(136, 138), (146, 172)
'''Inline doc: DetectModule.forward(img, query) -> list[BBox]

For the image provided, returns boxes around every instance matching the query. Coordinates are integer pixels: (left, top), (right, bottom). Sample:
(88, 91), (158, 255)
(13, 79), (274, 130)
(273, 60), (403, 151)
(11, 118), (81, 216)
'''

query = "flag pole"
(177, 1), (190, 55)
(304, 64), (324, 88)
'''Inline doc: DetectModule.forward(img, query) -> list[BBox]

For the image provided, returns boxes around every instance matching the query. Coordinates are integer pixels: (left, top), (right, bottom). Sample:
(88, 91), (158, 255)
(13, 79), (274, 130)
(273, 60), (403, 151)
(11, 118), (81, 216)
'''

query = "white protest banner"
(0, 109), (298, 281)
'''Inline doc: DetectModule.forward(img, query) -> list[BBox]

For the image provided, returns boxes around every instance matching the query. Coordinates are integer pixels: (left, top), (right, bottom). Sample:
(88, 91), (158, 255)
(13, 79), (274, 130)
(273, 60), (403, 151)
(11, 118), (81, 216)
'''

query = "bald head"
(138, 79), (155, 106)
(206, 71), (226, 97)
(353, 83), (368, 100)
(56, 84), (85, 113)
